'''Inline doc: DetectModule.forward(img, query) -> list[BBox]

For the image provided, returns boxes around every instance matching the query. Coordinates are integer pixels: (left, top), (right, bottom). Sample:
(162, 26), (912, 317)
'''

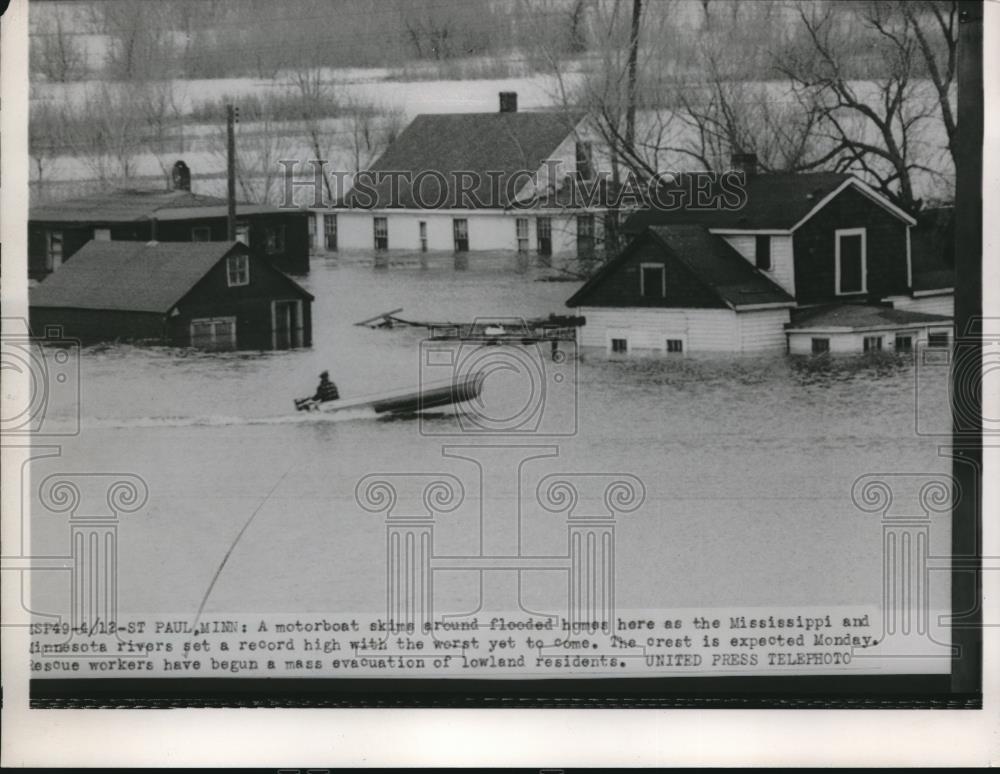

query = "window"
(94, 228), (111, 241)
(264, 225), (286, 254)
(226, 254), (249, 287)
(537, 217), (552, 256)
(374, 217), (388, 250)
(928, 331), (950, 348)
(863, 335), (883, 353)
(272, 300), (304, 349)
(190, 317), (237, 351)
(894, 334), (913, 353)
(755, 235), (771, 270)
(835, 228), (867, 295)
(575, 141), (594, 180)
(322, 214), (337, 251)
(811, 337), (830, 355)
(611, 338), (628, 354)
(516, 218), (529, 253)
(577, 214), (595, 259)
(453, 218), (469, 252)
(640, 263), (665, 298)
(666, 339), (684, 354)
(191, 226), (211, 242)
(46, 230), (63, 271)
(235, 223), (250, 246)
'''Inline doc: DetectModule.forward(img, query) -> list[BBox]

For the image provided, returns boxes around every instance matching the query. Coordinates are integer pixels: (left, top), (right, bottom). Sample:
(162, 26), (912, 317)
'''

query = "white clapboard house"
(311, 92), (616, 263)
(567, 158), (954, 355)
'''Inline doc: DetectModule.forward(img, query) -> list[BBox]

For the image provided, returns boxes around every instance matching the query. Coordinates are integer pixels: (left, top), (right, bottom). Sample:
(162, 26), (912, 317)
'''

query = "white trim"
(270, 299), (304, 349)
(834, 227), (867, 295)
(639, 262), (666, 298)
(788, 178), (917, 232)
(905, 225), (912, 289)
(913, 287), (954, 297)
(732, 301), (797, 311)
(226, 254), (250, 287)
(190, 316), (237, 349)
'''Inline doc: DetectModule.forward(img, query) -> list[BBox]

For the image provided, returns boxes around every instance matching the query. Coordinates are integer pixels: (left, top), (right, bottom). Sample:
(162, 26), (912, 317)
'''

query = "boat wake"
(78, 407), (382, 430)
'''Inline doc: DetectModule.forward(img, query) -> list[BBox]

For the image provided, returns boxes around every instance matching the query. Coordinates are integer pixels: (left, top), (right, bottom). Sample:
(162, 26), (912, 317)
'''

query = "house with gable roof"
(317, 92), (615, 261)
(567, 155), (954, 355)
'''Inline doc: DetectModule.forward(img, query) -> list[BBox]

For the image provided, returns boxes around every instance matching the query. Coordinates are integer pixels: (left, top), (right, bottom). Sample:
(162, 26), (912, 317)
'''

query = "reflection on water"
(31, 252), (952, 617)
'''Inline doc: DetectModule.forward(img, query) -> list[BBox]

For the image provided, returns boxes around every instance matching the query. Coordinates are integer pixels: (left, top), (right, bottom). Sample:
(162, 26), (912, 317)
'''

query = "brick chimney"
(731, 152), (758, 177)
(171, 160), (191, 191)
(499, 91), (518, 113)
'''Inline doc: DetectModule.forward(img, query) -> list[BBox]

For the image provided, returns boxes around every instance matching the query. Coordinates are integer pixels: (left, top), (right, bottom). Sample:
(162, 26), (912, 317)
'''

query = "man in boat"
(312, 371), (340, 403)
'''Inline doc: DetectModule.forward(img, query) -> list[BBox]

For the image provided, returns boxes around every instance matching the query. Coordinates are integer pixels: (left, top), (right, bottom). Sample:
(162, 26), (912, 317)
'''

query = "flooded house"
(568, 156), (954, 355)
(315, 92), (616, 262)
(29, 241), (313, 351)
(28, 162), (310, 279)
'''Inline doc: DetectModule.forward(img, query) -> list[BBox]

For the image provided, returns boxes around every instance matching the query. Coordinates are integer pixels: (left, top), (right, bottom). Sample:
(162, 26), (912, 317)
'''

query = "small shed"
(29, 241), (313, 351)
(785, 304), (952, 356)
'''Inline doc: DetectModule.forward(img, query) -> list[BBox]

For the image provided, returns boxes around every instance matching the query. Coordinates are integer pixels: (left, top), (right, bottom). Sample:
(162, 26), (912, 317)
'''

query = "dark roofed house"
(29, 166), (310, 279)
(29, 241), (313, 351)
(318, 92), (617, 261)
(881, 206), (955, 317)
(568, 154), (949, 355)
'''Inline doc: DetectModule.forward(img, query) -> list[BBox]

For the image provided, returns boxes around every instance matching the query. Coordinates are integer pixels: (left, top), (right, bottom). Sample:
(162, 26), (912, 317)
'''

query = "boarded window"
(324, 214), (337, 251)
(755, 235), (771, 270)
(641, 263), (665, 298)
(226, 254), (249, 287)
(666, 339), (683, 353)
(537, 217), (552, 256)
(265, 225), (286, 254)
(191, 226), (211, 242)
(611, 337), (628, 353)
(837, 230), (865, 294)
(190, 317), (237, 351)
(894, 334), (913, 353)
(516, 218), (529, 253)
(374, 217), (388, 250)
(811, 337), (830, 355)
(453, 218), (469, 252)
(577, 214), (595, 259)
(928, 331), (950, 348)
(863, 335), (883, 353)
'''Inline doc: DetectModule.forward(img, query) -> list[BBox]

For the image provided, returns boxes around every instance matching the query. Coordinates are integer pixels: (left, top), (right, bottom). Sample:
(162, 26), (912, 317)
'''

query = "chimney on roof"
(731, 152), (758, 177)
(499, 91), (518, 113)
(172, 160), (191, 191)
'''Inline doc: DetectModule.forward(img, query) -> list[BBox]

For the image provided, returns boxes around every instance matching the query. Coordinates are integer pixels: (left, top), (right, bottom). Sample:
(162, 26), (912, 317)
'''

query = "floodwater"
(29, 251), (952, 622)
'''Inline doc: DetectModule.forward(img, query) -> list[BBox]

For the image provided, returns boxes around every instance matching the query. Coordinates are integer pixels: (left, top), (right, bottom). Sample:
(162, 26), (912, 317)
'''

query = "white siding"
(576, 306), (789, 354)
(787, 324), (954, 355)
(886, 293), (954, 317)
(720, 234), (796, 296)
(327, 209), (585, 258)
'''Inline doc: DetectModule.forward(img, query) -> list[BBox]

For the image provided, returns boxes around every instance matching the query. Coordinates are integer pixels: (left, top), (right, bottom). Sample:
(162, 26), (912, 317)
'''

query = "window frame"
(373, 217), (389, 250)
(755, 234), (772, 271)
(863, 335), (883, 353)
(639, 262), (666, 299)
(264, 224), (286, 255)
(537, 216), (552, 256)
(894, 334), (914, 353)
(927, 330), (950, 348)
(191, 225), (212, 242)
(226, 253), (250, 288)
(46, 229), (64, 271)
(515, 218), (529, 253)
(610, 337), (628, 354)
(834, 227), (867, 296)
(577, 213), (595, 259)
(323, 213), (337, 251)
(811, 337), (831, 355)
(189, 316), (237, 351)
(666, 338), (684, 354)
(453, 218), (469, 252)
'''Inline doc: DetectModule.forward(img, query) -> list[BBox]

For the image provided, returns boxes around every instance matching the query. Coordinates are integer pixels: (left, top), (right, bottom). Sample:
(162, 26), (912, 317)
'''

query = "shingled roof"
(31, 189), (282, 223)
(567, 224), (795, 310)
(788, 304), (953, 331)
(343, 110), (585, 209)
(30, 241), (252, 313)
(622, 172), (915, 233)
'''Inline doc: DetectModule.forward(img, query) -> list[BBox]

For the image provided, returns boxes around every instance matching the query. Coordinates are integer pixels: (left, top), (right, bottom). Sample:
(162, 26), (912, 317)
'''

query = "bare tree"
(343, 97), (405, 175)
(91, 0), (172, 81)
(29, 97), (66, 198)
(212, 101), (294, 205)
(31, 14), (86, 82)
(60, 84), (144, 182)
(777, 1), (956, 210)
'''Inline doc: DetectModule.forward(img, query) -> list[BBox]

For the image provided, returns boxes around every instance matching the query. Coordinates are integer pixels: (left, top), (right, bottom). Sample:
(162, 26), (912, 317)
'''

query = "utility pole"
(227, 104), (237, 241)
(625, 0), (642, 156)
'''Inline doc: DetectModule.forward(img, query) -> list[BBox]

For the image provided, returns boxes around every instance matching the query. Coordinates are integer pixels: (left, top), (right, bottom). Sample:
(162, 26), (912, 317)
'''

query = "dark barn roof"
(567, 224), (795, 310)
(30, 241), (311, 314)
(789, 304), (952, 330)
(344, 110), (584, 209)
(31, 189), (285, 223)
(622, 172), (910, 233)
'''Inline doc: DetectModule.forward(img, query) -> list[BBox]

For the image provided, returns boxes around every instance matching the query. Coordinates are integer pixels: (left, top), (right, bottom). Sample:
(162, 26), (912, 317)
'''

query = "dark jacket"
(313, 377), (340, 402)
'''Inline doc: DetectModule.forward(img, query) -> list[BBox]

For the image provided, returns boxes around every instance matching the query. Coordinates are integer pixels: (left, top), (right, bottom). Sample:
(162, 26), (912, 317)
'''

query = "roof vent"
(499, 91), (518, 113)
